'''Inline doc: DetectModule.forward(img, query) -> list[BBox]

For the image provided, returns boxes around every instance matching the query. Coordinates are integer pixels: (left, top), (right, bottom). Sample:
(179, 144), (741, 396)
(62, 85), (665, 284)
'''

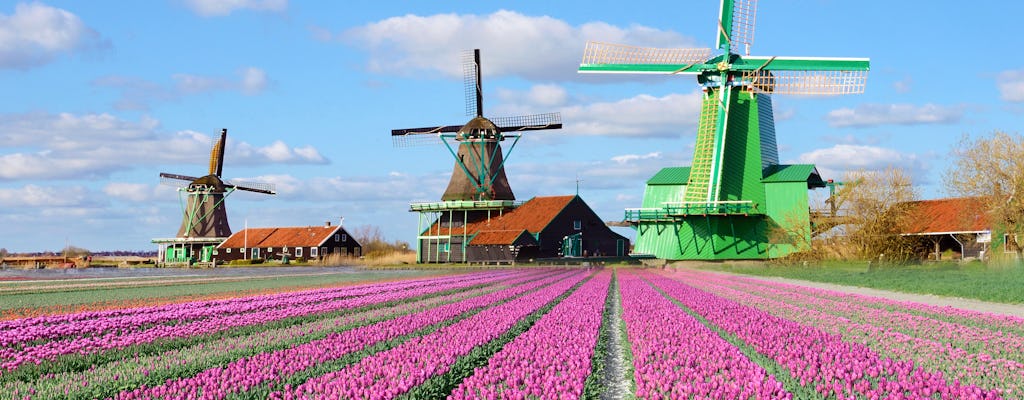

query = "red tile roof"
(426, 195), (576, 238)
(902, 198), (989, 234)
(219, 225), (340, 248)
(470, 229), (536, 246)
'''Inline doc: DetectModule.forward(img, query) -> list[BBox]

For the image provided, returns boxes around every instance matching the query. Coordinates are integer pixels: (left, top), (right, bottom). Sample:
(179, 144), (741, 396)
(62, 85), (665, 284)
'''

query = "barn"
(900, 197), (996, 261)
(216, 222), (361, 263)
(418, 195), (630, 263)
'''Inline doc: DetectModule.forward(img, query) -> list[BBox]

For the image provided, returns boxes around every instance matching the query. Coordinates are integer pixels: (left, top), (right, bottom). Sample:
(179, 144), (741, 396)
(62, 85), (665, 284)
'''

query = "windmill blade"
(391, 125), (463, 136)
(159, 172), (199, 188)
(736, 56), (869, 95)
(392, 132), (445, 148)
(579, 41), (714, 74)
(463, 49), (482, 117)
(209, 129), (227, 177)
(225, 179), (276, 195)
(492, 113), (563, 132)
(718, 0), (758, 55)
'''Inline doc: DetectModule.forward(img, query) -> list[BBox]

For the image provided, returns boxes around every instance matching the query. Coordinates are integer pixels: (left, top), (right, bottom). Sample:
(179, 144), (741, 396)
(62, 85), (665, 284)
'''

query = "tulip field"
(0, 267), (1021, 399)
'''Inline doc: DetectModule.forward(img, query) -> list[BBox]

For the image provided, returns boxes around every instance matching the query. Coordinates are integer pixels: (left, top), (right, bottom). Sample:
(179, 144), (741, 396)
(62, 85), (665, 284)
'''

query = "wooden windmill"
(393, 49), (562, 263)
(580, 0), (868, 260)
(159, 129), (276, 239)
(392, 49), (562, 201)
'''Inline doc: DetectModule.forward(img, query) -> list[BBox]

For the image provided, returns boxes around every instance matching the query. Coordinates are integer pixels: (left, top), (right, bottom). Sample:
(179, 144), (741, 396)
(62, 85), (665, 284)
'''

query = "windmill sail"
(391, 49), (562, 201)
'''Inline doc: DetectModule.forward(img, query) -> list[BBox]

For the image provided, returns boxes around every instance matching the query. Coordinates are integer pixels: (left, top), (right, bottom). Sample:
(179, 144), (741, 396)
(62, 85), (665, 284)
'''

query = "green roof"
(762, 164), (826, 187)
(647, 167), (691, 185)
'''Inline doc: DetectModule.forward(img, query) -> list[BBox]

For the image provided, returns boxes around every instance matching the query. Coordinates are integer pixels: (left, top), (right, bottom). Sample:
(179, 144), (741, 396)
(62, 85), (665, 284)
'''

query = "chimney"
(339, 216), (344, 227)
(325, 221), (331, 227)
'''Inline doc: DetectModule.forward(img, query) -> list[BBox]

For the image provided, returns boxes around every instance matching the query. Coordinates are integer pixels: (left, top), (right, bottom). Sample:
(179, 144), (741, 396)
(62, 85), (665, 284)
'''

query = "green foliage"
(709, 262), (1024, 304)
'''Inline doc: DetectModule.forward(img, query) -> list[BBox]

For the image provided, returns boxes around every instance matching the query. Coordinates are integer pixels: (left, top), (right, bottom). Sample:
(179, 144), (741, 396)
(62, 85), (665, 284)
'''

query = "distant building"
(901, 197), (992, 260)
(216, 222), (361, 263)
(418, 195), (630, 263)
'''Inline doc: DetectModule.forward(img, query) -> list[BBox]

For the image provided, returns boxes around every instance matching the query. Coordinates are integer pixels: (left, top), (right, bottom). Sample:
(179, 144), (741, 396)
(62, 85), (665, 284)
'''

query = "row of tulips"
(1, 270), (529, 372)
(646, 270), (1002, 399)
(274, 270), (592, 399)
(448, 270), (611, 399)
(0, 270), (514, 347)
(669, 269), (1024, 397)
(731, 274), (1024, 339)
(1, 280), (515, 400)
(619, 270), (791, 399)
(109, 270), (580, 400)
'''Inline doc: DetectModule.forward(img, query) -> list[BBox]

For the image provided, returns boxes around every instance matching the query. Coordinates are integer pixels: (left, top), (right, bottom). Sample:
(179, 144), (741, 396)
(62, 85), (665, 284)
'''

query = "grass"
(704, 261), (1024, 304)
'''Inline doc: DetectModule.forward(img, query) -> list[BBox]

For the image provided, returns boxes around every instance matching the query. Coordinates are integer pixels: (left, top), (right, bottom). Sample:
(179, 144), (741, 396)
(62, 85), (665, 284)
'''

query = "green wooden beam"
(717, 0), (734, 53)
(734, 57), (870, 71)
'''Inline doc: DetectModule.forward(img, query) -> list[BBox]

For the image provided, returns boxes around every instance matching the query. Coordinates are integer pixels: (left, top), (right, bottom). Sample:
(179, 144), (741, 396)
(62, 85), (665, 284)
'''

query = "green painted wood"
(647, 167), (691, 185)
(719, 90), (767, 212)
(717, 0), (735, 53)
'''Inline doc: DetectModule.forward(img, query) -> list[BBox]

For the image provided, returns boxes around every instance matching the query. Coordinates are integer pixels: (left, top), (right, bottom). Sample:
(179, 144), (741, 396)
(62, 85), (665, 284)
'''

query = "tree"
(349, 224), (412, 258)
(832, 167), (922, 262)
(944, 131), (1024, 261)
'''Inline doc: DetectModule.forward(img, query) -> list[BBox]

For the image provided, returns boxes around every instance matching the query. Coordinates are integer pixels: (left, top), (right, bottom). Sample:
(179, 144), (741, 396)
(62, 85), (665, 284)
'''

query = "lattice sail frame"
(743, 69), (868, 95)
(582, 42), (713, 66)
(729, 0), (757, 55)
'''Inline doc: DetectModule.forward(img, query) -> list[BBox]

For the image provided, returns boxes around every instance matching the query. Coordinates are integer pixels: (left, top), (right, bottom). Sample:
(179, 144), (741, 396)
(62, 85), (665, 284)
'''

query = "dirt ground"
(711, 270), (1024, 318)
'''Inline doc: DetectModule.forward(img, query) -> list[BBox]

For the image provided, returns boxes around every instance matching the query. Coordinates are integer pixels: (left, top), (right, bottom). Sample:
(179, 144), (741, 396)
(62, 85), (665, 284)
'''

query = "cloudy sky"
(2, 0), (1022, 252)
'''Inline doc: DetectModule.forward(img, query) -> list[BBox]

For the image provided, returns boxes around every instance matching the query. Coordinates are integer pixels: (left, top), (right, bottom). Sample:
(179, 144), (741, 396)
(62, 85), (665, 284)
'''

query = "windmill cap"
(456, 116), (500, 141)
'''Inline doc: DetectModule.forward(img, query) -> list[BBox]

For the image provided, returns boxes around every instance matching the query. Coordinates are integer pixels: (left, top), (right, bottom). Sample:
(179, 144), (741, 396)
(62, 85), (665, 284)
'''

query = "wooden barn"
(419, 195), (629, 263)
(216, 222), (361, 263)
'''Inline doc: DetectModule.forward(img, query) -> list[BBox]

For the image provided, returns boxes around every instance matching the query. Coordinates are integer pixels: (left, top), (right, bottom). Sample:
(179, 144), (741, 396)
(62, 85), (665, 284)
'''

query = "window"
(296, 247), (303, 257)
(573, 220), (582, 230)
(267, 247), (273, 253)
(226, 248), (231, 254)
(320, 247), (327, 256)
(310, 247), (318, 257)
(341, 234), (347, 242)
(252, 248), (260, 258)
(334, 234), (340, 242)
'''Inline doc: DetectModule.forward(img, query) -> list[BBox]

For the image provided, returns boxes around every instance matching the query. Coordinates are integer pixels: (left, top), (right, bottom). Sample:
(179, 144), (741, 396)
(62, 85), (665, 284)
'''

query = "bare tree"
(350, 224), (412, 258)
(833, 167), (922, 262)
(944, 131), (1024, 261)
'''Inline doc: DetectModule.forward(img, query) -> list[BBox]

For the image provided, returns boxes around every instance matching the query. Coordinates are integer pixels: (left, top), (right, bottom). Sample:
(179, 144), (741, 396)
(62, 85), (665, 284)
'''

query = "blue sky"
(2, 0), (1023, 252)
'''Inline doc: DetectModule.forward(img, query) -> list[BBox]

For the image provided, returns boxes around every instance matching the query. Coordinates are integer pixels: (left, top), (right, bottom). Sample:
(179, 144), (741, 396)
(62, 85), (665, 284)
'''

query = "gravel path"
(708, 270), (1024, 318)
(601, 276), (631, 400)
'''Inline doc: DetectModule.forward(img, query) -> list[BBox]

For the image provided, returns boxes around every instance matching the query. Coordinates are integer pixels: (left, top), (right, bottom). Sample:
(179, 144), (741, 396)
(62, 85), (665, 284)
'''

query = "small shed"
(217, 222), (361, 263)
(901, 198), (990, 260)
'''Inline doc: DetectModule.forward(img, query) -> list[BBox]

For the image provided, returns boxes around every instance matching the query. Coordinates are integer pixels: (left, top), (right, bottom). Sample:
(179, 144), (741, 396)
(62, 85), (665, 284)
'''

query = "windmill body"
(393, 49), (562, 263)
(580, 0), (868, 260)
(152, 129), (276, 266)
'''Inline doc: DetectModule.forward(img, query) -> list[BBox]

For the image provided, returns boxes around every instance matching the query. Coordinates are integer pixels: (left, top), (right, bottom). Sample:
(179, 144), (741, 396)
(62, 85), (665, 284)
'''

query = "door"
(562, 233), (582, 257)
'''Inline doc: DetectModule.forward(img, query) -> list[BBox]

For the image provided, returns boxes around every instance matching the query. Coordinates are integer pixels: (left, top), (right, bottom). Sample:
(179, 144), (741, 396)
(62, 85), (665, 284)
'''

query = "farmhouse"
(901, 197), (992, 261)
(418, 195), (630, 263)
(216, 222), (361, 263)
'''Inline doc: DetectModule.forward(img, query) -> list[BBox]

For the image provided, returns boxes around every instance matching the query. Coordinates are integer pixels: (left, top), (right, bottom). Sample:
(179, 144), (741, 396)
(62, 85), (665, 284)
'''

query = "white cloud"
(0, 184), (96, 208)
(96, 67), (270, 110)
(563, 92), (702, 137)
(0, 2), (105, 69)
(826, 103), (963, 128)
(611, 152), (662, 165)
(103, 183), (166, 202)
(997, 69), (1024, 102)
(182, 0), (287, 17)
(796, 144), (927, 180)
(338, 10), (698, 81)
(0, 112), (328, 181)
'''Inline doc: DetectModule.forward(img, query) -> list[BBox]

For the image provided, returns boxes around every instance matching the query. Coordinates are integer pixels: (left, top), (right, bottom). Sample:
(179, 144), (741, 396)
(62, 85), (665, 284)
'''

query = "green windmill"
(579, 0), (869, 260)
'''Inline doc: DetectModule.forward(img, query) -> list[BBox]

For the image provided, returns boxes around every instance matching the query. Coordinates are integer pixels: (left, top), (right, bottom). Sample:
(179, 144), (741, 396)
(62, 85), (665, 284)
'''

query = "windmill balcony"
(625, 201), (758, 223)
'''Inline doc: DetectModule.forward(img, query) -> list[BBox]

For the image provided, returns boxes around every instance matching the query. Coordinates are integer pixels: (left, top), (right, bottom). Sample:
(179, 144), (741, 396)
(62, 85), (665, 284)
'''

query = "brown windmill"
(392, 49), (562, 201)
(392, 49), (563, 263)
(155, 129), (276, 264)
